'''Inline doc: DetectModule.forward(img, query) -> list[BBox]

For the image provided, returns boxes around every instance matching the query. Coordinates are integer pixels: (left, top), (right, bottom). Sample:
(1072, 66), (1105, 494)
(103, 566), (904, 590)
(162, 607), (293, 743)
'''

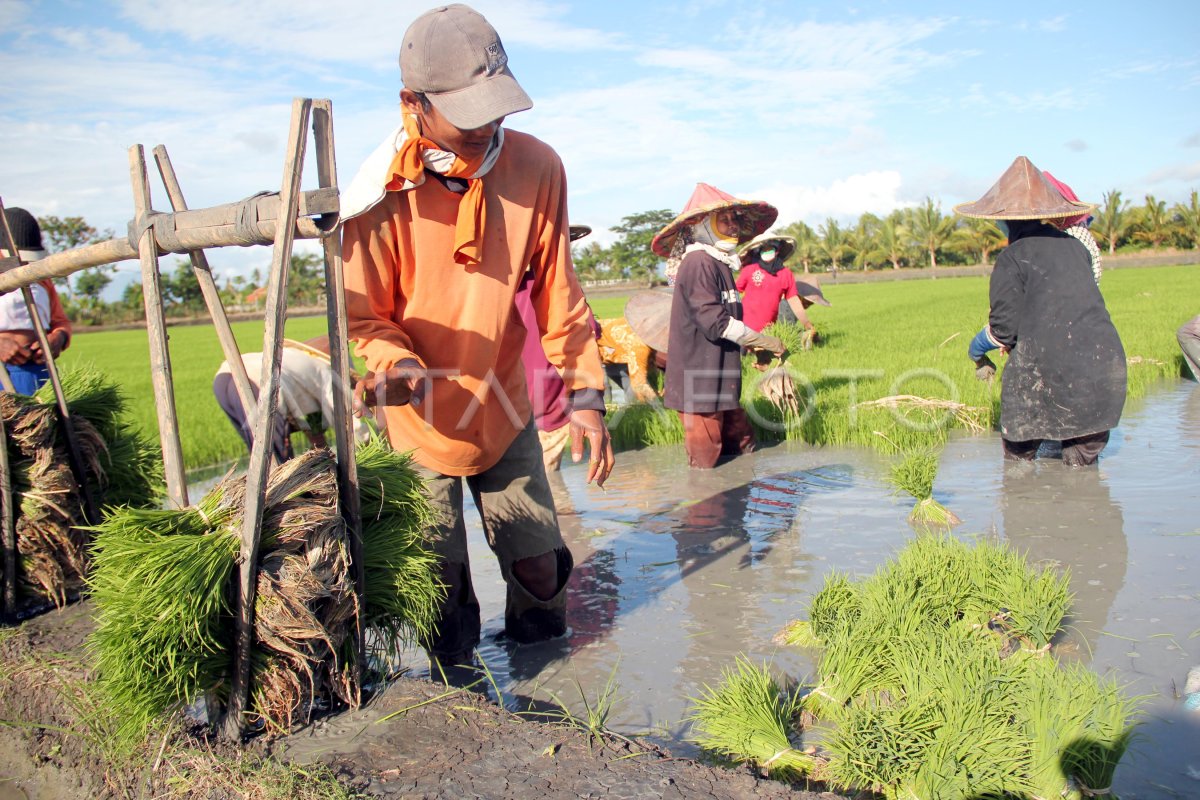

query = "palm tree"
(818, 218), (847, 275)
(846, 213), (881, 271)
(1174, 189), (1200, 250)
(907, 197), (958, 276)
(778, 220), (817, 274)
(1092, 189), (1130, 256)
(954, 217), (1007, 266)
(869, 213), (911, 270)
(1132, 194), (1171, 249)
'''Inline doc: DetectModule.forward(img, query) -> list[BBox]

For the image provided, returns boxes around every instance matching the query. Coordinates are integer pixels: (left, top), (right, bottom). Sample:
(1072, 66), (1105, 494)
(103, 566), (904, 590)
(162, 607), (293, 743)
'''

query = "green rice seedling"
(689, 656), (815, 780)
(806, 570), (860, 642)
(353, 437), (444, 657)
(606, 402), (682, 450)
(969, 541), (1072, 651)
(87, 489), (238, 745)
(35, 363), (163, 509)
(533, 659), (627, 748)
(887, 447), (962, 529)
(1018, 659), (1143, 800)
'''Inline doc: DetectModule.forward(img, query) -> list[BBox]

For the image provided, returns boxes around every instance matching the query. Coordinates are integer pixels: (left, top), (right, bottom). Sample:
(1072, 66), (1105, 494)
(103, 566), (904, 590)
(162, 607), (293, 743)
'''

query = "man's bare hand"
(354, 358), (426, 414)
(569, 408), (614, 487)
(0, 336), (29, 365)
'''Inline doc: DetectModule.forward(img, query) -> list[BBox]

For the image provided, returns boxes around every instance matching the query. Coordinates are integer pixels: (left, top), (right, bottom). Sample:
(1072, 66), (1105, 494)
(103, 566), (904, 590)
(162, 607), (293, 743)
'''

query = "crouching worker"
(213, 336), (370, 463)
(652, 183), (785, 469)
(341, 5), (614, 674)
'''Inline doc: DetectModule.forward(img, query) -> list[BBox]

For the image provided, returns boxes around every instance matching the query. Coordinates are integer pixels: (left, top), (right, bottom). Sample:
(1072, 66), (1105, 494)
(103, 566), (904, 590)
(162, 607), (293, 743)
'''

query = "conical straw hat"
(623, 290), (672, 354)
(954, 156), (1095, 220)
(738, 232), (796, 265)
(651, 183), (777, 258)
(795, 280), (831, 307)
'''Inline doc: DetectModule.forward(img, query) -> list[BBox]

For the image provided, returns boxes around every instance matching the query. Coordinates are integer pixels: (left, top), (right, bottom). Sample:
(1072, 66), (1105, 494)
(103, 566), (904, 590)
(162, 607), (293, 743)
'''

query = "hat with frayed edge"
(738, 232), (796, 265)
(795, 280), (831, 307)
(400, 4), (532, 131)
(623, 290), (672, 354)
(3, 207), (47, 262)
(651, 183), (777, 258)
(954, 156), (1095, 220)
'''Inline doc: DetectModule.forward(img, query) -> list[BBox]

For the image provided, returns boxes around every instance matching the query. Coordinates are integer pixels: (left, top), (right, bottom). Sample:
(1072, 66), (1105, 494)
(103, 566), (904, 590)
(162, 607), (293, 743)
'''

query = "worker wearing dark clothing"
(956, 157), (1126, 466)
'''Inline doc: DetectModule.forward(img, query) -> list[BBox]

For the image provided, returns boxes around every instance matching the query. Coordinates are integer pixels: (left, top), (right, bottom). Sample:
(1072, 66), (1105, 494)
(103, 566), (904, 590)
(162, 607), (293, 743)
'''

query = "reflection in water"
(999, 463), (1128, 657)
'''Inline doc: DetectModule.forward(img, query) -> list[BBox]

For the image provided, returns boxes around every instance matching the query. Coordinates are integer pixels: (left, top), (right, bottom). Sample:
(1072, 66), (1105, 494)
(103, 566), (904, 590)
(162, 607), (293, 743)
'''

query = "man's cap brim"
(425, 71), (532, 130)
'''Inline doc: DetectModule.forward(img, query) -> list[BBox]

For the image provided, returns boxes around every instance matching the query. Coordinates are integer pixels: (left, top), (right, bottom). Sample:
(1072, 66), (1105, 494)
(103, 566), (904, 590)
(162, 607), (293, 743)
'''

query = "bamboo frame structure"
(0, 97), (364, 740)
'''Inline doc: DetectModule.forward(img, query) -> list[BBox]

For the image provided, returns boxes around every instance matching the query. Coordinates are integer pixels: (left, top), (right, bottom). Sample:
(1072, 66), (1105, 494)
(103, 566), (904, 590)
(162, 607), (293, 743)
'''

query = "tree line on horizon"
(26, 186), (1200, 325)
(572, 189), (1200, 286)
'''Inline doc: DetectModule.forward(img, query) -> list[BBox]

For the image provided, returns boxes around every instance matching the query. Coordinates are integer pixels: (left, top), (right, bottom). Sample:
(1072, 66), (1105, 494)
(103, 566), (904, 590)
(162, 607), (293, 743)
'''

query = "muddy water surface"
(390, 383), (1200, 799)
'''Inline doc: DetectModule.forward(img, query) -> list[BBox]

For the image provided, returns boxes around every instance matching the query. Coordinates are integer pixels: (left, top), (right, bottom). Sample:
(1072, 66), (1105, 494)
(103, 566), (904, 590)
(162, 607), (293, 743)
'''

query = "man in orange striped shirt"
(342, 4), (613, 672)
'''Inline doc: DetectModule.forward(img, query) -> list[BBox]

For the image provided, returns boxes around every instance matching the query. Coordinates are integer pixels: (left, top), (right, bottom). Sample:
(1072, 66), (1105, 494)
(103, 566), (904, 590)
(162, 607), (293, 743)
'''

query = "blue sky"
(2, 0), (1198, 293)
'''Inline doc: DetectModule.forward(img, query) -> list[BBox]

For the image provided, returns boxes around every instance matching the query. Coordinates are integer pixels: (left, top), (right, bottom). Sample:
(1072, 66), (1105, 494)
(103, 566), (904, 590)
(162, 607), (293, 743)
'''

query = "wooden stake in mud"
(152, 146), (257, 419)
(223, 98), (311, 741)
(311, 98), (366, 680)
(129, 146), (189, 510)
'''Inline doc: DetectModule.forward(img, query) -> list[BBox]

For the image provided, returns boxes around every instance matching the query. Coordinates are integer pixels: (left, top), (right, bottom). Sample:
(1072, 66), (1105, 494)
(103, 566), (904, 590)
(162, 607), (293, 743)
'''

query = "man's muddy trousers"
(417, 421), (574, 661)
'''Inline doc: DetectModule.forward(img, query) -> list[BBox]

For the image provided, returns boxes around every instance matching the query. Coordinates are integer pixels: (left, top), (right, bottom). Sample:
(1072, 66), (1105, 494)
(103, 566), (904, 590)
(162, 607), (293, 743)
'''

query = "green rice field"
(56, 264), (1198, 471)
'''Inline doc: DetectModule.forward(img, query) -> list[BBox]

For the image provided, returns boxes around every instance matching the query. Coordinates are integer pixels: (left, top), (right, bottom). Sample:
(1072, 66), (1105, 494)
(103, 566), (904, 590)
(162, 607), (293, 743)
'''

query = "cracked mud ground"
(1, 602), (846, 799)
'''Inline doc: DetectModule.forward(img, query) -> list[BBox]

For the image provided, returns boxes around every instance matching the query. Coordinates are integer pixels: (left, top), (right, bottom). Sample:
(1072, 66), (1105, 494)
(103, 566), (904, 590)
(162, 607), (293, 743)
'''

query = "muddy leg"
(1002, 438), (1041, 461)
(1061, 430), (1109, 467)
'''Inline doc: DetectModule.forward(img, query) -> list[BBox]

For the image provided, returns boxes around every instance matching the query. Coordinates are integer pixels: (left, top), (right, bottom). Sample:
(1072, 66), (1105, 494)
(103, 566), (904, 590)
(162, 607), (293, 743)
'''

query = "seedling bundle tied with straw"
(888, 446), (962, 529)
(693, 535), (1142, 799)
(2, 365), (162, 610)
(88, 438), (443, 745)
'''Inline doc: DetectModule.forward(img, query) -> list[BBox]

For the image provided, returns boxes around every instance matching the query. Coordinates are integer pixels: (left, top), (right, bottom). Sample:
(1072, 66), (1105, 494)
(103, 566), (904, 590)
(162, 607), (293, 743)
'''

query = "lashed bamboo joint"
(0, 187), (339, 293)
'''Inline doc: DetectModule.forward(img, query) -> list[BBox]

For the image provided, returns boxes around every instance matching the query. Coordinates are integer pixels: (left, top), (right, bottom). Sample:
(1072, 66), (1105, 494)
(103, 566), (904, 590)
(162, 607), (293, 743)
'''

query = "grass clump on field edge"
(690, 534), (1141, 798)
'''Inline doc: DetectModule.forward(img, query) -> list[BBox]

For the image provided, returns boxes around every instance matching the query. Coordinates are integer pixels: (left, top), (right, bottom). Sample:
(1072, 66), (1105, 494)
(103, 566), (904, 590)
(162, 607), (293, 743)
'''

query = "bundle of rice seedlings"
(1019, 659), (1141, 799)
(775, 570), (860, 649)
(970, 543), (1073, 652)
(1, 365), (163, 609)
(88, 488), (238, 745)
(36, 365), (163, 510)
(689, 656), (816, 780)
(887, 447), (962, 529)
(354, 436), (443, 658)
(769, 535), (1139, 797)
(88, 440), (441, 744)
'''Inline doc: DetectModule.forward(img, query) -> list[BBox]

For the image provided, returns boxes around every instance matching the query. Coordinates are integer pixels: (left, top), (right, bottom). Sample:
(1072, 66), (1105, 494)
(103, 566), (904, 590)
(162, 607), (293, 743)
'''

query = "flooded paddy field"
(384, 383), (1200, 798)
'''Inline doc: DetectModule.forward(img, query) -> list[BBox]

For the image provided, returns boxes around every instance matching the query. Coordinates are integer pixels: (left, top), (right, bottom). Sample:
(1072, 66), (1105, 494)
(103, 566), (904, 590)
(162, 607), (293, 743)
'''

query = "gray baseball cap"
(400, 4), (533, 130)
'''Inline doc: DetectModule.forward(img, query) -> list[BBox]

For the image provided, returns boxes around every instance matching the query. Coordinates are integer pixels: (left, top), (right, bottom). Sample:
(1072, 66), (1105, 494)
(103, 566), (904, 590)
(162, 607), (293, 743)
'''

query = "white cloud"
(750, 171), (912, 228)
(1037, 15), (1068, 33)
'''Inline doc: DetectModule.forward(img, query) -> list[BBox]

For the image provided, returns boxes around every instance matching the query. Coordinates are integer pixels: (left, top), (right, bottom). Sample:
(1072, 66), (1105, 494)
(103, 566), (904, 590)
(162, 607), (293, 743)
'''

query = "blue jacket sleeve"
(967, 327), (999, 360)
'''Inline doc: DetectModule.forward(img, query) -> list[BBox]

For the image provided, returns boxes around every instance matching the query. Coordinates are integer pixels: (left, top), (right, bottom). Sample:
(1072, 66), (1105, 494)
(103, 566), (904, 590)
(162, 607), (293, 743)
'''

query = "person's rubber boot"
(504, 547), (573, 644)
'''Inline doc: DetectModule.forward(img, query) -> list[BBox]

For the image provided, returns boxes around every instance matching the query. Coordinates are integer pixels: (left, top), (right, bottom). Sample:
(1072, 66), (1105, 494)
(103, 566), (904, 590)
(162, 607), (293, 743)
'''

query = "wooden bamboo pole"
(19, 283), (100, 525)
(311, 98), (366, 681)
(0, 188), (338, 294)
(129, 146), (189, 510)
(223, 98), (311, 741)
(0, 410), (14, 619)
(152, 146), (257, 419)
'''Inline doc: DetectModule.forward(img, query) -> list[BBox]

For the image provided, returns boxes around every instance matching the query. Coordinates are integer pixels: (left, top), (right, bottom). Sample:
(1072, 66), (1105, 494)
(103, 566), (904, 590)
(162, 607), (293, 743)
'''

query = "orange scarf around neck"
(385, 114), (488, 267)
